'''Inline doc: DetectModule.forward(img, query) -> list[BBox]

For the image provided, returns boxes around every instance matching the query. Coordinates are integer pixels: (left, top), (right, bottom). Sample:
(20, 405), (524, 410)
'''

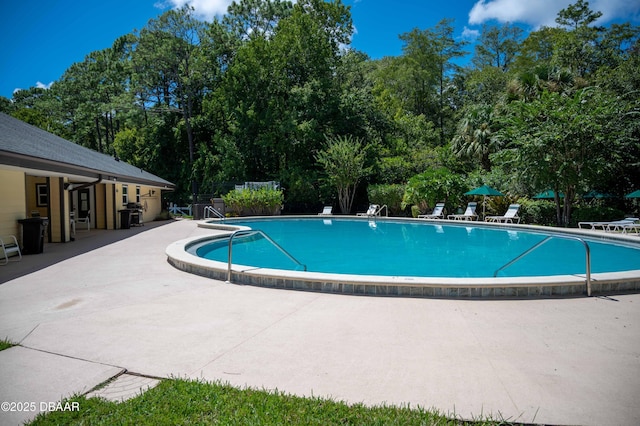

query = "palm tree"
(451, 104), (497, 171)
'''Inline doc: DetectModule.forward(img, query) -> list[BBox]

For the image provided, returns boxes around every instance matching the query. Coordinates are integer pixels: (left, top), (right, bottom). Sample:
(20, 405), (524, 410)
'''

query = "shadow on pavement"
(0, 219), (176, 285)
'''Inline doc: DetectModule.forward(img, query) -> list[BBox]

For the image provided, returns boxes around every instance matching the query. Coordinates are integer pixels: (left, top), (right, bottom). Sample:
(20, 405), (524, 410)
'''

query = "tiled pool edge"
(166, 218), (640, 299)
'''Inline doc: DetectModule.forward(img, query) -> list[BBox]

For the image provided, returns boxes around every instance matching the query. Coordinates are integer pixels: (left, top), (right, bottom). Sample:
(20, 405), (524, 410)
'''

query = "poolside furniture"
(447, 202), (478, 221)
(605, 218), (640, 234)
(76, 210), (91, 231)
(578, 218), (639, 232)
(418, 202), (445, 219)
(1, 235), (22, 265)
(485, 204), (521, 224)
(357, 204), (380, 217)
(318, 206), (333, 215)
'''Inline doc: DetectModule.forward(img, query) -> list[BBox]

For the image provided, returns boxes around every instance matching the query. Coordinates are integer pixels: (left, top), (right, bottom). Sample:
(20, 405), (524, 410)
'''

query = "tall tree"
(132, 5), (210, 197)
(501, 87), (623, 225)
(473, 23), (523, 71)
(399, 19), (467, 145)
(553, 0), (604, 77)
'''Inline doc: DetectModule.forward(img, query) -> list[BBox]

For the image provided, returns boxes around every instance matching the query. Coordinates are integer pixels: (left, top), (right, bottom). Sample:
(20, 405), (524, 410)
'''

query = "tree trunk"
(95, 117), (103, 153)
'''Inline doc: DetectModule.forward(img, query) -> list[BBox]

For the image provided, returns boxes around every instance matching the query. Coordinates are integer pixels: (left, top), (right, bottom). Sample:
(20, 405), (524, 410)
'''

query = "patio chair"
(357, 204), (380, 217)
(318, 206), (333, 215)
(1, 235), (22, 265)
(447, 202), (478, 221)
(418, 202), (445, 219)
(76, 210), (91, 231)
(485, 204), (521, 224)
(578, 217), (638, 231)
(605, 218), (639, 233)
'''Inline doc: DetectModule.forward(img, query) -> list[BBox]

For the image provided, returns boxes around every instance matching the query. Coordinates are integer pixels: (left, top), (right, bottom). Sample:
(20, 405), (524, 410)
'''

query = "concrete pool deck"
(0, 219), (639, 425)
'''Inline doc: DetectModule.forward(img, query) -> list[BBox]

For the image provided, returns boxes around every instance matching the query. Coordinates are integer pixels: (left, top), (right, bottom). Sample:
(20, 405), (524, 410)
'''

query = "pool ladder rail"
(204, 205), (225, 220)
(226, 229), (307, 283)
(494, 234), (592, 296)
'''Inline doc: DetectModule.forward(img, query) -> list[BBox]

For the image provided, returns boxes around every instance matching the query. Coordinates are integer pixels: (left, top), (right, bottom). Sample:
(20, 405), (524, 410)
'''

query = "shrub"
(517, 199), (557, 226)
(570, 205), (625, 227)
(367, 184), (407, 216)
(222, 188), (284, 216)
(402, 168), (466, 217)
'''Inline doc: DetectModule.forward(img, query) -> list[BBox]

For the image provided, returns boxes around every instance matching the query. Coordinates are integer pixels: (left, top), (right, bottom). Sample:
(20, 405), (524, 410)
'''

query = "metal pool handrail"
(227, 229), (307, 282)
(494, 234), (592, 296)
(204, 205), (224, 220)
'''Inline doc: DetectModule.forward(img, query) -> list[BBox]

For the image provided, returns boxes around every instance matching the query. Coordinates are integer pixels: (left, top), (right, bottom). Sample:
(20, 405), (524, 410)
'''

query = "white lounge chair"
(578, 217), (638, 231)
(418, 203), (445, 219)
(357, 204), (379, 217)
(1, 235), (22, 265)
(447, 202), (478, 221)
(485, 204), (521, 224)
(318, 206), (333, 215)
(605, 218), (639, 233)
(76, 210), (91, 231)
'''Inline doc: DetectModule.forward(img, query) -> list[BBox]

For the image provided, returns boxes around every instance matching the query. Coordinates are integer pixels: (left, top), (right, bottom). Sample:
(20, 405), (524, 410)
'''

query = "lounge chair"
(418, 203), (445, 219)
(76, 210), (91, 231)
(485, 204), (521, 224)
(447, 202), (478, 221)
(318, 206), (333, 215)
(357, 204), (379, 217)
(1, 235), (22, 265)
(578, 217), (638, 231)
(605, 218), (639, 233)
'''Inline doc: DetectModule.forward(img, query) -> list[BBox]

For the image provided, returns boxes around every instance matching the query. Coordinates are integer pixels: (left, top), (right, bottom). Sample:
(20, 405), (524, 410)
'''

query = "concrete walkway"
(0, 219), (639, 425)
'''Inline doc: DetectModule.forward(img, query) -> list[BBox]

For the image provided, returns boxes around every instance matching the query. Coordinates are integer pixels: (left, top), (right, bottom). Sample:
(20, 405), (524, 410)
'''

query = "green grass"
(0, 338), (16, 351)
(28, 378), (508, 425)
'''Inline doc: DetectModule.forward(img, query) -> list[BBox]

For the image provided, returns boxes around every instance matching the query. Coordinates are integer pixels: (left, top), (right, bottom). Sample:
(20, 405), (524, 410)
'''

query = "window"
(122, 185), (128, 205)
(36, 184), (48, 207)
(136, 186), (141, 203)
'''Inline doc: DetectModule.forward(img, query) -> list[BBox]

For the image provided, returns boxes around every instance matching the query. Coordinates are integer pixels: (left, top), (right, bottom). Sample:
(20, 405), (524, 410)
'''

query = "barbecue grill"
(125, 202), (143, 226)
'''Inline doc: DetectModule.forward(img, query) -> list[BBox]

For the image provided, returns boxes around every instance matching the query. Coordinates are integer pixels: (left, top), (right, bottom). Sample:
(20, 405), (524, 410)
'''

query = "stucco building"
(0, 112), (175, 249)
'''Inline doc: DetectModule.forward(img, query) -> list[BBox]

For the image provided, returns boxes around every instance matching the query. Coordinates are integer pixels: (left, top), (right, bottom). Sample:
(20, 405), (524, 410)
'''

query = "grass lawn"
(28, 378), (504, 425)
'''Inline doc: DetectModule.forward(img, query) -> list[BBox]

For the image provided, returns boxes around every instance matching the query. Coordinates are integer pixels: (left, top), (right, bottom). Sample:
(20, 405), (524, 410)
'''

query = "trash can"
(18, 217), (44, 254)
(119, 210), (131, 229)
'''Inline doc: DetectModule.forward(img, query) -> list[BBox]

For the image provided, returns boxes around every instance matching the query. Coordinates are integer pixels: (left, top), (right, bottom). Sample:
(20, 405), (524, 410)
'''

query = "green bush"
(367, 184), (407, 216)
(402, 168), (466, 217)
(570, 205), (626, 227)
(222, 188), (284, 216)
(518, 199), (557, 226)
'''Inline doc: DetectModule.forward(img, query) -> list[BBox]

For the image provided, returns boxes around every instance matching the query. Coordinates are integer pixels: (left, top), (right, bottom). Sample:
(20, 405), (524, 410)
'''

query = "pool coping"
(165, 216), (640, 299)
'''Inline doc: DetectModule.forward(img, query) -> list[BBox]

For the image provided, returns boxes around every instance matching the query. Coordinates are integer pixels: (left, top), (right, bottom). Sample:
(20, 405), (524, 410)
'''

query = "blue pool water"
(194, 218), (640, 278)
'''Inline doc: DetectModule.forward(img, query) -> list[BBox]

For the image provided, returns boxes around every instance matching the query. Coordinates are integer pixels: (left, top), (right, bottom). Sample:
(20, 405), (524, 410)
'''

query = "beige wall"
(25, 176), (48, 218)
(113, 183), (163, 228)
(0, 170), (26, 244)
(1, 170), (168, 244)
(48, 178), (72, 243)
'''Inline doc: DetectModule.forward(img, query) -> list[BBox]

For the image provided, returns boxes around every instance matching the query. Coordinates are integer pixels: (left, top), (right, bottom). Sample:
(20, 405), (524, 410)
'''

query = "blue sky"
(1, 0), (639, 99)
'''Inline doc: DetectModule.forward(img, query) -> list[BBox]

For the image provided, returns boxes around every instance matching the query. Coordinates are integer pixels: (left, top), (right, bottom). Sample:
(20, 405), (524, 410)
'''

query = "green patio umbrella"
(625, 190), (640, 198)
(533, 189), (564, 199)
(464, 185), (504, 218)
(583, 190), (614, 199)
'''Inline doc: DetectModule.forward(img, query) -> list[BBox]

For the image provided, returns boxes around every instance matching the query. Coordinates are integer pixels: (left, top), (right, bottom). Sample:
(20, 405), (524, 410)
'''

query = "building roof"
(0, 112), (174, 188)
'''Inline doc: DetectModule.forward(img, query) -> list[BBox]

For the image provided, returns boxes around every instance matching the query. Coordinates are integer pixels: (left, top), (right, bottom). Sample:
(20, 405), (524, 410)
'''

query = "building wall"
(95, 184), (106, 230)
(0, 170), (26, 245)
(25, 176), (48, 218)
(48, 177), (72, 243)
(0, 170), (168, 248)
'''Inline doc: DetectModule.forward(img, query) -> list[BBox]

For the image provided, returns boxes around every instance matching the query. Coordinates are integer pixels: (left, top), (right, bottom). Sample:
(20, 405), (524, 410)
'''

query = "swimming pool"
(166, 216), (640, 298)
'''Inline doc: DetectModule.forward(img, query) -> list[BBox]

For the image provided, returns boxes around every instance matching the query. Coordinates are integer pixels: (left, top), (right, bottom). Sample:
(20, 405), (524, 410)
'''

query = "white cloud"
(12, 81), (53, 94)
(161, 0), (234, 21)
(461, 26), (480, 40)
(468, 0), (640, 28)
(36, 81), (53, 90)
